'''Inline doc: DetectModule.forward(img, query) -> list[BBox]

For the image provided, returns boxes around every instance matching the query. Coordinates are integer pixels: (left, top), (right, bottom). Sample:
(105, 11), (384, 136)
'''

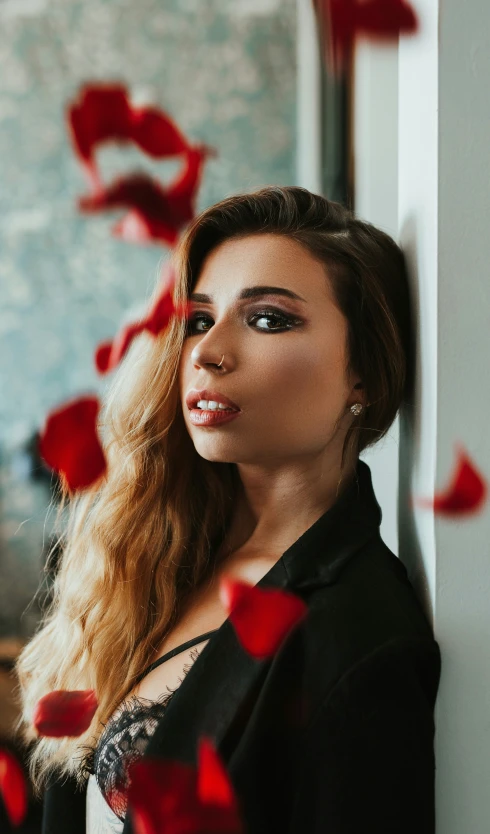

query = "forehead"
(194, 233), (334, 305)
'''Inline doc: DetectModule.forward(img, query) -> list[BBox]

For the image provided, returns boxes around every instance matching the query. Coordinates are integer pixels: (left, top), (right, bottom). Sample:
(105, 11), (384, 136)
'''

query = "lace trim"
(75, 647), (203, 821)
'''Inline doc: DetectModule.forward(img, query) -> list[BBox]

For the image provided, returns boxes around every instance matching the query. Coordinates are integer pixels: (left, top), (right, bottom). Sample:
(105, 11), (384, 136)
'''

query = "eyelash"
(185, 308), (302, 335)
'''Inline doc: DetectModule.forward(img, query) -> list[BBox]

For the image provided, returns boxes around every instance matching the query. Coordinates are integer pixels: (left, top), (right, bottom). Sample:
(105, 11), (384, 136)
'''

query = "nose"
(190, 318), (232, 370)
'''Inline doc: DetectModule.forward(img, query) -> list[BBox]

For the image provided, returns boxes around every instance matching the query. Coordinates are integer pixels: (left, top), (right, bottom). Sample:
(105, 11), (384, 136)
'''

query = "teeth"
(196, 399), (234, 411)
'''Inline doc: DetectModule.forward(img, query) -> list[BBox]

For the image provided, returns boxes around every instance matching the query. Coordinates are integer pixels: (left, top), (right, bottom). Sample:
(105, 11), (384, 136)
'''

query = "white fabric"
(86, 773), (124, 834)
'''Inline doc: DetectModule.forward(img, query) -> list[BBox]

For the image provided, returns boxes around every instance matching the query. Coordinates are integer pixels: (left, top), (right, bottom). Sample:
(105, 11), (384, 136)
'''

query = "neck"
(218, 458), (358, 563)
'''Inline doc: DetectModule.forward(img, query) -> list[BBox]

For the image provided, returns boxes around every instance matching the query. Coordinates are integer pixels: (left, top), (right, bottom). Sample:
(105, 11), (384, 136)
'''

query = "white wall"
(353, 40), (400, 557)
(295, 0), (322, 192)
(399, 0), (490, 830)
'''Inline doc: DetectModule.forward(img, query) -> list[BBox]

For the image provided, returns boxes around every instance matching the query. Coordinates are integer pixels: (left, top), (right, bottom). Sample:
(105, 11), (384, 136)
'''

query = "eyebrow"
(189, 285), (307, 304)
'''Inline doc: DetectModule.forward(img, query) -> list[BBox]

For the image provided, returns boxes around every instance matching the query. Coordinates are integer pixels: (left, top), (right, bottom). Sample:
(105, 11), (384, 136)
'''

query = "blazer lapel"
(121, 459), (382, 834)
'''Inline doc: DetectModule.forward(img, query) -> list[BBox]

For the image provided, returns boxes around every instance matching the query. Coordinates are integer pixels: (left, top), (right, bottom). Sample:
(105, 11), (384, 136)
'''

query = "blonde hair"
(14, 186), (412, 796)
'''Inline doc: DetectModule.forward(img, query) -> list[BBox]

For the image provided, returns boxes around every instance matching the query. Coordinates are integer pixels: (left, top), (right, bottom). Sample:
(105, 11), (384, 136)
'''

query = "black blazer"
(42, 459), (441, 834)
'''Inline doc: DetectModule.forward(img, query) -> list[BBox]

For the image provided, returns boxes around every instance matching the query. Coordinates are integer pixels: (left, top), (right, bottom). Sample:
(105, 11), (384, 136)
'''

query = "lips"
(186, 389), (241, 412)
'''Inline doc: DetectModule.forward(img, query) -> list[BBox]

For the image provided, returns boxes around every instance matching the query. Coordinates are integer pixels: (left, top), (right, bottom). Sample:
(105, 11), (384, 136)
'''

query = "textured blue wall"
(0, 0), (297, 638)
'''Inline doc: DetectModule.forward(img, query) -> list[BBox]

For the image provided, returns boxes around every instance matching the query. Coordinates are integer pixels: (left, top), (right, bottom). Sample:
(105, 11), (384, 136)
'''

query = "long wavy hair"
(14, 185), (413, 796)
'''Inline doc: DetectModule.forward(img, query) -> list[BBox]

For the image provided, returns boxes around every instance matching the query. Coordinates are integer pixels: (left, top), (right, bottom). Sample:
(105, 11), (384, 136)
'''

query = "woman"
(15, 186), (441, 834)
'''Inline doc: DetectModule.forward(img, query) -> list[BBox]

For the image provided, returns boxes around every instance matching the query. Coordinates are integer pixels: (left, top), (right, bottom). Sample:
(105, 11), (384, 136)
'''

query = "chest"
(131, 553), (280, 702)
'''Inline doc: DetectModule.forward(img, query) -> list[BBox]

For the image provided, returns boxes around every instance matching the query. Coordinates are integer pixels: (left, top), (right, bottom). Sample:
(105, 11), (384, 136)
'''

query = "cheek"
(255, 340), (342, 403)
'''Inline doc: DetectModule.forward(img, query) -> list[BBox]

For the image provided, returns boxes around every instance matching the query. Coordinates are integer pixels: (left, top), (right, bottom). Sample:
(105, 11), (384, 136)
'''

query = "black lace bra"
(78, 629), (220, 822)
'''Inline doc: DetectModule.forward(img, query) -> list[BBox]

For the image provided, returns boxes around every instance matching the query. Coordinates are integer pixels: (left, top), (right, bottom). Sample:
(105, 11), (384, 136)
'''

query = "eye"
(185, 308), (301, 335)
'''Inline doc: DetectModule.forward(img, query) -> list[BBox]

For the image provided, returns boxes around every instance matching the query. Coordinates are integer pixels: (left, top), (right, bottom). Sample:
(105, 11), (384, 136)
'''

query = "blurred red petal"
(66, 83), (132, 165)
(95, 266), (186, 375)
(95, 321), (145, 375)
(413, 445), (488, 516)
(127, 753), (243, 834)
(78, 171), (165, 214)
(127, 757), (198, 834)
(39, 396), (107, 491)
(0, 749), (27, 827)
(356, 0), (418, 36)
(145, 290), (176, 335)
(33, 689), (98, 738)
(165, 146), (213, 225)
(112, 211), (180, 246)
(130, 108), (190, 158)
(78, 171), (184, 246)
(197, 738), (237, 811)
(219, 578), (307, 659)
(67, 83), (200, 199)
(95, 341), (113, 373)
(315, 0), (418, 75)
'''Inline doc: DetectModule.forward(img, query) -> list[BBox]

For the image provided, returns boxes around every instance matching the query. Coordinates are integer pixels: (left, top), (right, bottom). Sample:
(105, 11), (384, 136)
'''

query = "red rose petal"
(314, 0), (419, 75)
(67, 83), (198, 198)
(94, 265), (188, 375)
(127, 752), (243, 834)
(111, 210), (180, 247)
(78, 145), (212, 246)
(126, 757), (199, 834)
(39, 396), (107, 492)
(95, 341), (113, 374)
(413, 444), (488, 516)
(165, 145), (215, 225)
(33, 689), (98, 738)
(356, 0), (419, 37)
(196, 737), (237, 812)
(67, 83), (192, 167)
(95, 321), (146, 375)
(0, 749), (27, 827)
(219, 578), (308, 659)
(130, 108), (190, 158)
(66, 84), (133, 185)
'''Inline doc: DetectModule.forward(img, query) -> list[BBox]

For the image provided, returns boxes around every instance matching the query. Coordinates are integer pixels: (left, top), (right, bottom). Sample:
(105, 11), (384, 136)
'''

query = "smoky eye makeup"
(185, 306), (304, 335)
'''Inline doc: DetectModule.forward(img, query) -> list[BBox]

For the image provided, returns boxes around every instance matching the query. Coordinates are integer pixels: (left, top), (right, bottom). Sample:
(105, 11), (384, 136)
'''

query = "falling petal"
(314, 0), (419, 75)
(111, 210), (180, 247)
(94, 266), (188, 375)
(196, 737), (237, 811)
(130, 107), (190, 158)
(39, 397), (107, 492)
(126, 757), (199, 834)
(219, 578), (308, 659)
(66, 83), (191, 185)
(356, 0), (418, 37)
(94, 322), (145, 374)
(33, 689), (98, 738)
(78, 149), (208, 246)
(413, 444), (488, 516)
(66, 84), (133, 185)
(0, 749), (27, 827)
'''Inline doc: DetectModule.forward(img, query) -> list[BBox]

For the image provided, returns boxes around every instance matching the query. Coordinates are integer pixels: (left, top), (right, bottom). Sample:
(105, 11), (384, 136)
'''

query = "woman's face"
(179, 233), (362, 468)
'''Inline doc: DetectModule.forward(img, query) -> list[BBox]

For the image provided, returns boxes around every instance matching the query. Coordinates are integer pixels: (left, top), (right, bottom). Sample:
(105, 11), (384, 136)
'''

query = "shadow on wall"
(397, 212), (435, 627)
